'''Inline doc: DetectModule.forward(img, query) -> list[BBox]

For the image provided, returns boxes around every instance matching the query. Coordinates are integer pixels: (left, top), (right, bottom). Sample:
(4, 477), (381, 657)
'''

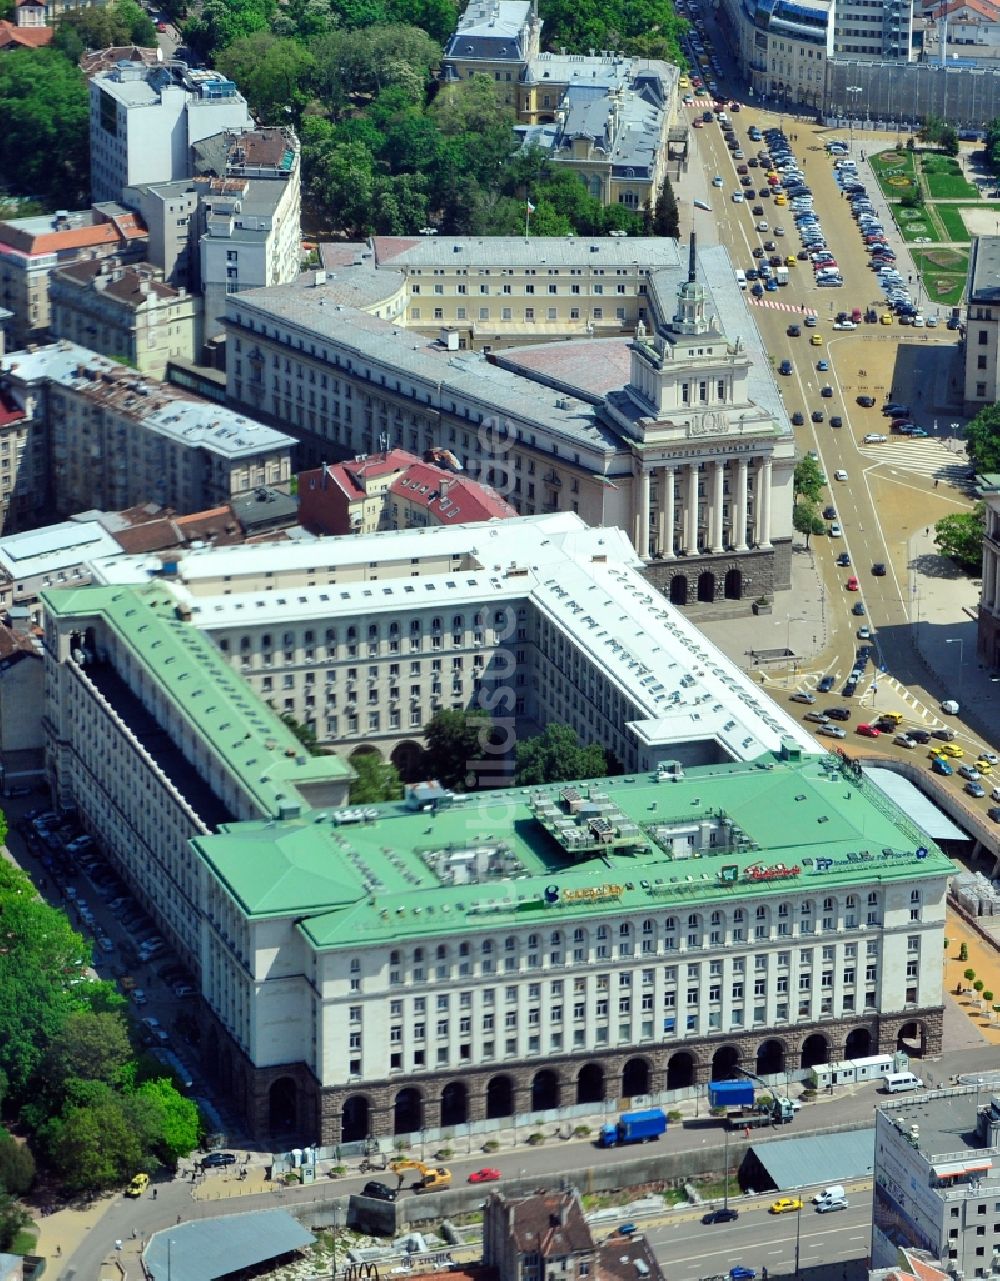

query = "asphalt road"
(645, 1196), (873, 1281)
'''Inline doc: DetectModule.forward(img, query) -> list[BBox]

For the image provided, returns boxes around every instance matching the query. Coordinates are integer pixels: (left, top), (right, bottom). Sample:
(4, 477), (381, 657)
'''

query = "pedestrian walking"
(55, 1246), (61, 1257)
(132, 1228), (138, 1240)
(115, 1240), (123, 1252)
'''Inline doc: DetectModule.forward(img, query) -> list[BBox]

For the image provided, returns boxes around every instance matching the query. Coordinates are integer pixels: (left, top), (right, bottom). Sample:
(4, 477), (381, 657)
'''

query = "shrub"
(573, 1125), (591, 1138)
(527, 1132), (545, 1146)
(960, 942), (969, 962)
(482, 1140), (500, 1153)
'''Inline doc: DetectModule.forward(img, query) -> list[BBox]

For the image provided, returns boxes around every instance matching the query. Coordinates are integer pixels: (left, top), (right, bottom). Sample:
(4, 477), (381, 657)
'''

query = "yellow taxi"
(880, 313), (894, 325)
(769, 1197), (803, 1215)
(809, 334), (823, 346)
(126, 1172), (150, 1198)
(774, 194), (787, 206)
(976, 758), (994, 775)
(785, 256), (797, 266)
(679, 75), (691, 88)
(939, 742), (964, 758)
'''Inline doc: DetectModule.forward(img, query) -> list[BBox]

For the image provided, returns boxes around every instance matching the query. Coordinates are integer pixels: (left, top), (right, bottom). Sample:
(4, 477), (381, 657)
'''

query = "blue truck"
(708, 1079), (794, 1128)
(598, 1108), (668, 1148)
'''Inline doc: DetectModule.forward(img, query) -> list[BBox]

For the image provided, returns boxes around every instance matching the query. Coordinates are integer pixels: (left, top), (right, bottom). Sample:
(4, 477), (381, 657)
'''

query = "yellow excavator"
(389, 1158), (452, 1193)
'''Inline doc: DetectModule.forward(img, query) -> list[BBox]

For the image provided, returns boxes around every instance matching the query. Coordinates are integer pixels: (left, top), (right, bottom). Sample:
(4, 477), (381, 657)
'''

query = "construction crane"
(388, 1159), (452, 1193)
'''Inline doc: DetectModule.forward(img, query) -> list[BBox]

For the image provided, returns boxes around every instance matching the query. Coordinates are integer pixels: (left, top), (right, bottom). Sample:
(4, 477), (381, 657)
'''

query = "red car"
(469, 1167), (501, 1184)
(156, 19), (167, 30)
(857, 723), (881, 738)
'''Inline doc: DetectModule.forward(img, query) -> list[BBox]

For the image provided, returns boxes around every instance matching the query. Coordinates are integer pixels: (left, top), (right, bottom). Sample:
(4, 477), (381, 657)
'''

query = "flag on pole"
(526, 200), (535, 212)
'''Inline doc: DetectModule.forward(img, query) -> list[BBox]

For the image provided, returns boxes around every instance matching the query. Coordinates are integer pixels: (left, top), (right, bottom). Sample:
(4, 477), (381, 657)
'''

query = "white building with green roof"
(39, 514), (952, 1145)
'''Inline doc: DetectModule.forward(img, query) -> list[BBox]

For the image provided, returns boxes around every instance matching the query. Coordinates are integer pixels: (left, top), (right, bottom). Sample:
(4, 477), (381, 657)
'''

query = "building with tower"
(224, 233), (794, 610)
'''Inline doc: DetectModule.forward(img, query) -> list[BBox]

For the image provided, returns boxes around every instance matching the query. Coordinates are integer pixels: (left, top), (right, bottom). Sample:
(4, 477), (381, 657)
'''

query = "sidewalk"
(942, 908), (1000, 1047)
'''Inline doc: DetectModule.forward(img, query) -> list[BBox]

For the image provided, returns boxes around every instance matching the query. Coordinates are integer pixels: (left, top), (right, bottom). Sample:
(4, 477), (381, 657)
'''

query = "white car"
(863, 434), (887, 444)
(832, 321), (857, 330)
(830, 523), (843, 537)
(732, 191), (744, 203)
(712, 175), (724, 187)
(941, 699), (960, 715)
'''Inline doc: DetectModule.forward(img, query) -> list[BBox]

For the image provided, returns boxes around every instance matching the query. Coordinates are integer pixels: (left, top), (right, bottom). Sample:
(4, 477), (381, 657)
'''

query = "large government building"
(42, 514), (950, 1143)
(225, 235), (796, 608)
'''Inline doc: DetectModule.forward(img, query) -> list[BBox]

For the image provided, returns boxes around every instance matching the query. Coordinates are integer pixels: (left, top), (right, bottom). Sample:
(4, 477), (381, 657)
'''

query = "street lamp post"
(847, 86), (863, 151)
(794, 1200), (803, 1280)
(946, 637), (965, 693)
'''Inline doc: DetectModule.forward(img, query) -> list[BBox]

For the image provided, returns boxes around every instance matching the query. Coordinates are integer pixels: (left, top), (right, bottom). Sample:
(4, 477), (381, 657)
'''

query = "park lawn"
(894, 208), (943, 243)
(936, 204), (973, 243)
(913, 248), (968, 308)
(871, 150), (917, 200)
(11, 1224), (38, 1256)
(920, 154), (980, 200)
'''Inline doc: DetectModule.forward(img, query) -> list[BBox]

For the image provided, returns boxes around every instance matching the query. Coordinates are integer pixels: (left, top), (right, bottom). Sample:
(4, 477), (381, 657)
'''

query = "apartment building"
(0, 205), (148, 348)
(225, 235), (795, 606)
(873, 1086), (1000, 1276)
(483, 1190), (667, 1281)
(441, 0), (676, 212)
(298, 450), (516, 536)
(49, 258), (199, 378)
(0, 520), (122, 622)
(964, 236), (1000, 412)
(1, 342), (294, 519)
(89, 63), (252, 206)
(43, 513), (949, 1143)
(977, 473), (1000, 671)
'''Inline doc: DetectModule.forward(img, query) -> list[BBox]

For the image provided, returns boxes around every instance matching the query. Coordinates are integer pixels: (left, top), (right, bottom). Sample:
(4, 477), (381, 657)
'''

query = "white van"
(735, 269), (748, 290)
(884, 1072), (923, 1094)
(813, 1185), (845, 1205)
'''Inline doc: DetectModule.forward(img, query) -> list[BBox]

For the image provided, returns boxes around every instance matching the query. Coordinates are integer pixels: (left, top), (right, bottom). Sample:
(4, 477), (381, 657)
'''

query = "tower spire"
(688, 230), (696, 284)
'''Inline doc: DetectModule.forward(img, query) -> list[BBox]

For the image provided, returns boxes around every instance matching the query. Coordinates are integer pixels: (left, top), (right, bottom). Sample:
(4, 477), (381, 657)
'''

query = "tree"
(52, 0), (156, 57)
(934, 503), (985, 575)
(975, 979), (985, 1005)
(0, 1191), (29, 1254)
(941, 125), (959, 157)
(423, 708), (493, 790)
(514, 724), (610, 785)
(793, 455), (825, 503)
(651, 177), (679, 238)
(134, 1077), (200, 1164)
(984, 989), (994, 1006)
(0, 50), (90, 209)
(215, 33), (315, 120)
(0, 1129), (34, 1196)
(311, 25), (439, 105)
(37, 1086), (147, 1194)
(920, 114), (946, 146)
(964, 967), (976, 985)
(350, 753), (404, 802)
(960, 941), (969, 962)
(966, 402), (1000, 472)
(793, 500), (825, 548)
(280, 714), (320, 755)
(40, 1011), (133, 1103)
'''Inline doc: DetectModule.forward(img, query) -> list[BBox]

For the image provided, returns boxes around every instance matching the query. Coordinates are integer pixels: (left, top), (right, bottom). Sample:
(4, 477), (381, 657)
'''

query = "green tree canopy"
(934, 503), (985, 575)
(966, 402), (1000, 473)
(40, 1011), (134, 1103)
(793, 500), (826, 548)
(52, 0), (155, 59)
(423, 708), (493, 790)
(350, 753), (404, 802)
(514, 724), (610, 786)
(0, 50), (89, 209)
(793, 455), (825, 503)
(134, 1077), (201, 1164)
(216, 32), (315, 119)
(651, 178), (679, 238)
(0, 1129), (34, 1197)
(0, 1191), (29, 1254)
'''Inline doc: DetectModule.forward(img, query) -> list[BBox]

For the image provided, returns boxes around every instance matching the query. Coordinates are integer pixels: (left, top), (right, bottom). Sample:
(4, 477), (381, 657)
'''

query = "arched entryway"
(697, 571), (715, 603)
(622, 1057), (651, 1098)
(724, 568), (742, 600)
(349, 744), (382, 762)
(576, 1063), (605, 1105)
(666, 1051), (695, 1089)
(531, 1068), (560, 1112)
(756, 1039), (785, 1076)
(440, 1081), (467, 1126)
(711, 1045), (741, 1080)
(393, 1087), (423, 1135)
(268, 1077), (297, 1134)
(341, 1094), (370, 1143)
(669, 575), (688, 606)
(800, 1033), (831, 1069)
(486, 1075), (514, 1119)
(844, 1027), (872, 1060)
(390, 739), (424, 781)
(896, 1020), (927, 1057)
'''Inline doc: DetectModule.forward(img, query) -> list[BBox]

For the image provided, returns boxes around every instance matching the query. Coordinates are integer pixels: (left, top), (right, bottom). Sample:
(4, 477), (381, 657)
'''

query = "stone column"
(661, 466), (676, 559)
(735, 457), (749, 552)
(758, 457), (773, 548)
(711, 460), (725, 554)
(637, 469), (650, 559)
(686, 464), (699, 554)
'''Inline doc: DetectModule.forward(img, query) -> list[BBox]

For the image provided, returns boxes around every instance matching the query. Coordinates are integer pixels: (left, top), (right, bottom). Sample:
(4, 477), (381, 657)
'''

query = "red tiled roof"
(927, 0), (1000, 17)
(0, 212), (146, 257)
(372, 237), (426, 264)
(0, 388), (25, 428)
(0, 20), (53, 46)
(389, 463), (517, 523)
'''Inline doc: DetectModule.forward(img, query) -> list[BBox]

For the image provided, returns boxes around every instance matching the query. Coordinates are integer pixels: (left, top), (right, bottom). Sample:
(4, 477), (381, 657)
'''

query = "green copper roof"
(193, 754), (952, 947)
(42, 583), (351, 819)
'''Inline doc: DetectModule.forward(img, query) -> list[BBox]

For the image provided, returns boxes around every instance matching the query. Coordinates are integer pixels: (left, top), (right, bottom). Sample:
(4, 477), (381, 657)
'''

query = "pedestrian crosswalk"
(748, 298), (818, 316)
(858, 438), (971, 483)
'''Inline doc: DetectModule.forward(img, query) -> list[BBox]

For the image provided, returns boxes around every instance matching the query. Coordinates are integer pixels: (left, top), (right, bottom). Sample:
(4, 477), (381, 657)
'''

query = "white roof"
(0, 520), (122, 581)
(90, 513), (820, 762)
